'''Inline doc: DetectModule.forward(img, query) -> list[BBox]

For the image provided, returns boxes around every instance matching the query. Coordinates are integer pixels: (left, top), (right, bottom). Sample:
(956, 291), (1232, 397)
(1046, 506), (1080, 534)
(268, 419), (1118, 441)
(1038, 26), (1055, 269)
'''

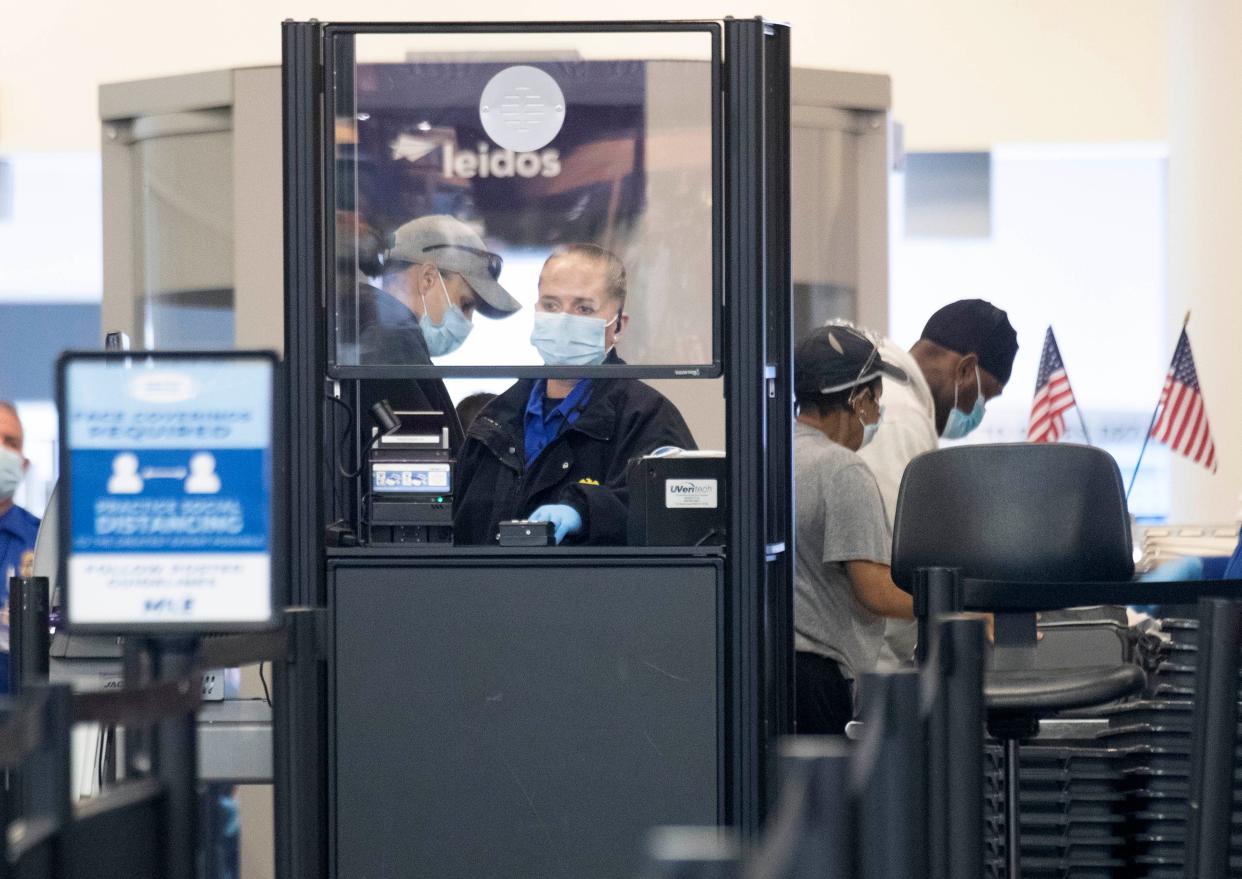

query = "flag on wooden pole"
(1150, 327), (1217, 472)
(1027, 327), (1082, 443)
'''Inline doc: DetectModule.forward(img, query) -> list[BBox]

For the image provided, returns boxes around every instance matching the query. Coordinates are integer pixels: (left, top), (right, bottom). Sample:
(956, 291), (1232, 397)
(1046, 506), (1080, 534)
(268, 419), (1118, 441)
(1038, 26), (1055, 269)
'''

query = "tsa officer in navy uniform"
(0, 402), (39, 693)
(453, 244), (696, 545)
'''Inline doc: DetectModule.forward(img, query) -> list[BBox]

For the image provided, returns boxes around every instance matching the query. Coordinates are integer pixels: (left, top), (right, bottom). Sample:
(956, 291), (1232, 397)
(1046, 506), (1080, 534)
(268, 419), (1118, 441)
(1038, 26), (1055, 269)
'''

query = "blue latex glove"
(528, 504), (583, 545)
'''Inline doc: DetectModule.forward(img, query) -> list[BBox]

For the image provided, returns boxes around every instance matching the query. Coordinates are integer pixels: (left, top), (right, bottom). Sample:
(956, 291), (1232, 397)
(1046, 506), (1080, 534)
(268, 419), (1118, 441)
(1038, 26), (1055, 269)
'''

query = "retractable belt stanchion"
(10, 577), (51, 693)
(851, 669), (925, 879)
(940, 616), (986, 879)
(923, 614), (986, 879)
(7, 575), (52, 844)
(743, 737), (853, 879)
(681, 613), (986, 879)
(0, 685), (74, 879)
(1186, 597), (1242, 879)
(121, 638), (152, 776)
(913, 567), (962, 665)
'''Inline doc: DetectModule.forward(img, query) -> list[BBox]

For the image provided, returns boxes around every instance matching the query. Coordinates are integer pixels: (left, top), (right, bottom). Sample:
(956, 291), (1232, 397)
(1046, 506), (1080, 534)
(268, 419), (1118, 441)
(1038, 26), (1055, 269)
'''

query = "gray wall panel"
(0, 303), (100, 400)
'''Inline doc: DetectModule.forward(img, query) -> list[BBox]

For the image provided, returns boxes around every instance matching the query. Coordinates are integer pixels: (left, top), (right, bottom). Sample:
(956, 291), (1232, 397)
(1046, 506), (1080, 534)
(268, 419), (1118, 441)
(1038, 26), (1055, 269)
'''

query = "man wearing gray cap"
(356, 214), (520, 448)
(369, 214), (520, 362)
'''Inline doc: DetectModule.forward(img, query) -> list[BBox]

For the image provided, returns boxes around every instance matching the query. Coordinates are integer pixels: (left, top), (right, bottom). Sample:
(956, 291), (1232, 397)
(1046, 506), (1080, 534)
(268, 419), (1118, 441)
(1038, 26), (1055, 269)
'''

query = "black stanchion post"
(152, 638), (199, 879)
(761, 737), (853, 878)
(922, 635), (949, 879)
(17, 685), (74, 877)
(122, 637), (152, 776)
(9, 577), (50, 693)
(8, 576), (51, 845)
(45, 685), (73, 878)
(913, 567), (961, 665)
(1186, 597), (1242, 879)
(852, 670), (926, 879)
(941, 616), (986, 879)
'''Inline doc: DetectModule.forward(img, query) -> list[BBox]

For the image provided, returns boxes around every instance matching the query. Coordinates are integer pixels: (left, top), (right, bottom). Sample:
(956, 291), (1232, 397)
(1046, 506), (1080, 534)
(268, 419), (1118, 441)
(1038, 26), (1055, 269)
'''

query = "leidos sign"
(443, 141), (561, 180)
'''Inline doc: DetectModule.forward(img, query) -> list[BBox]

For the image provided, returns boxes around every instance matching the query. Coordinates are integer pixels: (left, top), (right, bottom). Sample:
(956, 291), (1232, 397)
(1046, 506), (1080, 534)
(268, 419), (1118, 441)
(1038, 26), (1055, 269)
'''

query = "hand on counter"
(528, 504), (582, 545)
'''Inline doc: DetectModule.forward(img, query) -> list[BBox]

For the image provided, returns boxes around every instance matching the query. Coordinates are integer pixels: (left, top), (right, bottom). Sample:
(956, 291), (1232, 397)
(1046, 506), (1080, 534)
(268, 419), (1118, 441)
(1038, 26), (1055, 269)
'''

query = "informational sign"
(59, 353), (277, 632)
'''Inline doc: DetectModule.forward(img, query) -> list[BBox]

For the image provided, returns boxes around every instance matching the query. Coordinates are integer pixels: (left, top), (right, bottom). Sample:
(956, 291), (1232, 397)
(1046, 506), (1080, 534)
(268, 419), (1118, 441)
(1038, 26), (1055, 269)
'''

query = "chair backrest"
(891, 443), (1134, 590)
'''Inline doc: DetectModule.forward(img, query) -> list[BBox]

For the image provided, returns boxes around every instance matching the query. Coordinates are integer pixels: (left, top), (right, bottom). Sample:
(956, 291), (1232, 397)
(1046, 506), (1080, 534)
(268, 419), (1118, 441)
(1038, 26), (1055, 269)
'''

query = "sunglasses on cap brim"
(814, 324), (880, 395)
(422, 243), (503, 281)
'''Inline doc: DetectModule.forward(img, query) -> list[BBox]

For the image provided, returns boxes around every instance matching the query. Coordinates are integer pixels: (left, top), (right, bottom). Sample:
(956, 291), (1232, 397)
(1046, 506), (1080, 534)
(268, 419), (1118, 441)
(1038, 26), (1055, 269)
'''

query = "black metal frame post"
(1186, 597), (1242, 879)
(723, 16), (793, 836)
(762, 17), (795, 772)
(278, 19), (331, 879)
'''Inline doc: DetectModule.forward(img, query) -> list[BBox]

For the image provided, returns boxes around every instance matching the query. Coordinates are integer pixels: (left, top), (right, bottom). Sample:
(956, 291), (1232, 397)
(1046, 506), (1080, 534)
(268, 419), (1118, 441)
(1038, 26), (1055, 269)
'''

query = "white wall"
(1166, 0), (1242, 523)
(0, 0), (1165, 153)
(891, 144), (1172, 518)
(0, 154), (101, 302)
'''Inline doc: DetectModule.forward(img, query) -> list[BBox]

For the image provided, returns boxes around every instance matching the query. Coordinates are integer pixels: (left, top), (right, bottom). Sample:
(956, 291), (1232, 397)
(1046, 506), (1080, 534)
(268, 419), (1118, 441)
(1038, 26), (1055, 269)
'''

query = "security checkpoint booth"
(277, 17), (794, 879)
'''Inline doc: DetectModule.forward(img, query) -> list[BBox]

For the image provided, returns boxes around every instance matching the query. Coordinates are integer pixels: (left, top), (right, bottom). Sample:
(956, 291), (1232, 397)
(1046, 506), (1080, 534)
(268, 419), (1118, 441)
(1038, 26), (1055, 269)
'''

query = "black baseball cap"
(795, 325), (909, 396)
(920, 299), (1019, 385)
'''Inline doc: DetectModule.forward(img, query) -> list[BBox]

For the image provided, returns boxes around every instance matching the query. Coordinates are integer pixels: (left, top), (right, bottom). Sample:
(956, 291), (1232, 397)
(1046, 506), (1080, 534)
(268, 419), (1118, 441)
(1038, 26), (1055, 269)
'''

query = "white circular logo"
(479, 66), (566, 153)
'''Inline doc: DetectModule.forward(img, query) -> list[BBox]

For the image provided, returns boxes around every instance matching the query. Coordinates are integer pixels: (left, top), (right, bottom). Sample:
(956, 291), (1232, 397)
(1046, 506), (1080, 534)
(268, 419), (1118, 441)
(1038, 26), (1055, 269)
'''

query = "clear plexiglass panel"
(330, 26), (719, 375)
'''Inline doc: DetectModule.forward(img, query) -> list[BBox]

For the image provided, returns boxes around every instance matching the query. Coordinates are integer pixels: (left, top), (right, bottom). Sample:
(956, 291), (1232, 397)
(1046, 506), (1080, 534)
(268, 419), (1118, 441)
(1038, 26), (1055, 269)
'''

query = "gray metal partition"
(331, 553), (722, 878)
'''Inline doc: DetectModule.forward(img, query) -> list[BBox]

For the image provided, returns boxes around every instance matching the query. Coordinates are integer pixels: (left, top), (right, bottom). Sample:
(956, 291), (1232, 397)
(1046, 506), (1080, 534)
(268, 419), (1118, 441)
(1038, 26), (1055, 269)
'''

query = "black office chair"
(891, 443), (1146, 879)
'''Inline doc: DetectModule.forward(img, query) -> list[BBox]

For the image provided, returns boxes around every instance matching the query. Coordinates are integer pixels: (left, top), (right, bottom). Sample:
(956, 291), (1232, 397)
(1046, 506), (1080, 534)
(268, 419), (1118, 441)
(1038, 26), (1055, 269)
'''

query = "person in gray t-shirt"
(793, 324), (917, 734)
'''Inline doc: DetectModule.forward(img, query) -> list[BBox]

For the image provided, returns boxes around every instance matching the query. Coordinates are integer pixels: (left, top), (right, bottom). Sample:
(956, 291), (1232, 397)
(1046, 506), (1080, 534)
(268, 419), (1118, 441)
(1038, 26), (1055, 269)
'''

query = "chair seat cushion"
(985, 665), (1145, 715)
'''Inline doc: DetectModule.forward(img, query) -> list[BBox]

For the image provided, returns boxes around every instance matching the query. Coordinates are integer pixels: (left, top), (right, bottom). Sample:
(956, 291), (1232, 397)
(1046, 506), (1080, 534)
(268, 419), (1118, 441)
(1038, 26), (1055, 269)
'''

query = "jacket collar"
(467, 351), (627, 452)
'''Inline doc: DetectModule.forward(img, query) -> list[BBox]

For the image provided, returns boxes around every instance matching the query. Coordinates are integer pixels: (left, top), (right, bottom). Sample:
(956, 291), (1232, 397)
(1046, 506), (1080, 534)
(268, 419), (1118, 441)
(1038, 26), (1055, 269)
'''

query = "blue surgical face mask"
(851, 389), (883, 449)
(530, 311), (618, 366)
(860, 404), (884, 448)
(419, 271), (473, 357)
(0, 446), (25, 500)
(942, 365), (986, 439)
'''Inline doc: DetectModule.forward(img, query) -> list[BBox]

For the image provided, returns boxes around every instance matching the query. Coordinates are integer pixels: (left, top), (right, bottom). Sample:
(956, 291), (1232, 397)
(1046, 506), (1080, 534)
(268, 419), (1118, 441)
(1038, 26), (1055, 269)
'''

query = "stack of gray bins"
(1099, 617), (1242, 878)
(984, 745), (1128, 878)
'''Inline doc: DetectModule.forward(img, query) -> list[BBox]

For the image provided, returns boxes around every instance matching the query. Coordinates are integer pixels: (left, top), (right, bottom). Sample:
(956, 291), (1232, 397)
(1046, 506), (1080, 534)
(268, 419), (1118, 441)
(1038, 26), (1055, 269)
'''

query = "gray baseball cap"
(386, 215), (520, 317)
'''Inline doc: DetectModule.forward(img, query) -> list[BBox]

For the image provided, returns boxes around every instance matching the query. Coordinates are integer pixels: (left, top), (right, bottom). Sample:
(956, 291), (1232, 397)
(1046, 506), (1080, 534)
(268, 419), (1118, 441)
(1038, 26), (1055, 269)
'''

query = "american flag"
(1151, 328), (1217, 472)
(1027, 327), (1079, 443)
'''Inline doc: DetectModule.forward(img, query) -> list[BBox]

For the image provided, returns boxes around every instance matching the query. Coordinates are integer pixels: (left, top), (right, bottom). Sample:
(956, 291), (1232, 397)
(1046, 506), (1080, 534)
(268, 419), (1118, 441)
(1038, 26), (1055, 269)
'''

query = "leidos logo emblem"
(442, 142), (561, 181)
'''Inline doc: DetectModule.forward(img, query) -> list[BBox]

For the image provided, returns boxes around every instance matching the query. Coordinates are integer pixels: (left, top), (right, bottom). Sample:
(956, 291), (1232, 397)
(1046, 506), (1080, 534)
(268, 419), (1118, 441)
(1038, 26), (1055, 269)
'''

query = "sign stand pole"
(153, 636), (200, 879)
